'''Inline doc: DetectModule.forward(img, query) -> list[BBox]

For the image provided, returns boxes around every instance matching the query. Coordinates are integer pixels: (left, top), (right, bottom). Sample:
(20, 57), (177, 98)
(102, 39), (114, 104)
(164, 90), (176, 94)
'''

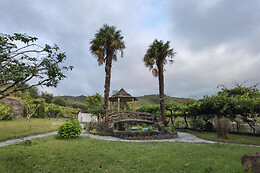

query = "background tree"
(86, 93), (104, 121)
(41, 92), (54, 104)
(144, 39), (175, 128)
(165, 100), (181, 124)
(52, 96), (67, 107)
(90, 24), (125, 123)
(0, 33), (73, 99)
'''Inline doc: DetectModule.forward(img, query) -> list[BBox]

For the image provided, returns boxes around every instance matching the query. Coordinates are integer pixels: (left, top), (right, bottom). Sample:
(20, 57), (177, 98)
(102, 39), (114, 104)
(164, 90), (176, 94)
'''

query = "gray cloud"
(168, 0), (260, 52)
(1, 0), (259, 99)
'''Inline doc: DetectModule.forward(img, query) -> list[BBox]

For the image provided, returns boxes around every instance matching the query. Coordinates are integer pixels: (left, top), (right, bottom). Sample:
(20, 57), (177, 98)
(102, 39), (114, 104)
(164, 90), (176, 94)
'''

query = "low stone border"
(81, 132), (217, 143)
(112, 131), (178, 140)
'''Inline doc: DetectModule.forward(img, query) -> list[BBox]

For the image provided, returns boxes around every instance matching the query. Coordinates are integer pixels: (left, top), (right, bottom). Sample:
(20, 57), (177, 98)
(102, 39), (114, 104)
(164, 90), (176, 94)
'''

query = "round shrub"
(58, 120), (82, 139)
(0, 103), (13, 120)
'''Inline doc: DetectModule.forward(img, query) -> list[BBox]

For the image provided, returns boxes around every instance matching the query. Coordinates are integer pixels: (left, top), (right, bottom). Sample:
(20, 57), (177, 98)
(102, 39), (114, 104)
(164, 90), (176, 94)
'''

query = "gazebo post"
(132, 98), (135, 112)
(108, 101), (110, 113)
(111, 101), (114, 113)
(118, 98), (120, 112)
(124, 102), (127, 111)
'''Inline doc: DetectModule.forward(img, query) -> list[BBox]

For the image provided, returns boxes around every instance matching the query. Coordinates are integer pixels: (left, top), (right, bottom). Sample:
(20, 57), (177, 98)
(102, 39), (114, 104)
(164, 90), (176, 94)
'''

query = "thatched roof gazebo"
(109, 88), (137, 112)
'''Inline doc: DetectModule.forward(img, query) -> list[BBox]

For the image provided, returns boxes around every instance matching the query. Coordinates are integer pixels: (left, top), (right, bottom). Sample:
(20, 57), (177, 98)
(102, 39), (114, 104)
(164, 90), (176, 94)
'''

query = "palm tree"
(90, 24), (125, 123)
(144, 39), (175, 129)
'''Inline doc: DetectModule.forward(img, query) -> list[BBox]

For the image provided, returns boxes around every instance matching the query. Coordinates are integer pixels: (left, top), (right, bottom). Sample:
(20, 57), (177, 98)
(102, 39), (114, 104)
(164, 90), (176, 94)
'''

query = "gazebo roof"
(109, 88), (137, 102)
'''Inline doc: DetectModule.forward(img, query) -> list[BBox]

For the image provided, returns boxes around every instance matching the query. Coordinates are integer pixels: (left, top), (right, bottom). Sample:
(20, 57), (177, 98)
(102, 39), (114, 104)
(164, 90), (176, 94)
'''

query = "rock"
(241, 152), (260, 173)
(0, 98), (24, 119)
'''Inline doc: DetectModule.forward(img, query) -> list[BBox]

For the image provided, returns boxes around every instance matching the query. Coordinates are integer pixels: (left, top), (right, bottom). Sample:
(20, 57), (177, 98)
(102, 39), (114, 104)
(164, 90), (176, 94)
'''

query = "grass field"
(179, 129), (260, 145)
(0, 118), (64, 141)
(0, 136), (259, 173)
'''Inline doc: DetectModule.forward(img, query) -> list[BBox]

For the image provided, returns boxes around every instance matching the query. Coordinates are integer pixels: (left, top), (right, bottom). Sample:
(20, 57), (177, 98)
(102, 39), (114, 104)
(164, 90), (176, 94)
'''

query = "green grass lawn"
(0, 136), (259, 173)
(178, 129), (260, 145)
(0, 118), (64, 141)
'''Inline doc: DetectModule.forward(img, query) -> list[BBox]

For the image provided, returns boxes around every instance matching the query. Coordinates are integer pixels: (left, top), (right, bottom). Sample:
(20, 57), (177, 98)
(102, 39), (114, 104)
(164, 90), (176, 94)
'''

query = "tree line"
(137, 85), (260, 134)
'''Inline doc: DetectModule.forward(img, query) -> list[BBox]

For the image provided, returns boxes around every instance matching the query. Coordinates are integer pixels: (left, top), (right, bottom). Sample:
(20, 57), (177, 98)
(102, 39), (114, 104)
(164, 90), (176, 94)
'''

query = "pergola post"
(118, 98), (120, 112)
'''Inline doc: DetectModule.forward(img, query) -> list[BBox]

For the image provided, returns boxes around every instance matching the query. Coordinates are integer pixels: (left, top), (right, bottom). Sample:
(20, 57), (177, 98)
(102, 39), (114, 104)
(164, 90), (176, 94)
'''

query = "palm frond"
(143, 39), (175, 76)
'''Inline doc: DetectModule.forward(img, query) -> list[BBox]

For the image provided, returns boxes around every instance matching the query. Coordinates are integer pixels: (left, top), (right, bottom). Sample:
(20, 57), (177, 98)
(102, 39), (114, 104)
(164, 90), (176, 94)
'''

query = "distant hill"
(136, 94), (192, 107)
(61, 95), (87, 105)
(60, 94), (192, 108)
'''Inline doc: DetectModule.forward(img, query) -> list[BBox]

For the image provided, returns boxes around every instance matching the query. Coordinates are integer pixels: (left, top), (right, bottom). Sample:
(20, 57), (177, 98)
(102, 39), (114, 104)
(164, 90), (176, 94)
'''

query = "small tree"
(21, 90), (44, 122)
(86, 93), (104, 121)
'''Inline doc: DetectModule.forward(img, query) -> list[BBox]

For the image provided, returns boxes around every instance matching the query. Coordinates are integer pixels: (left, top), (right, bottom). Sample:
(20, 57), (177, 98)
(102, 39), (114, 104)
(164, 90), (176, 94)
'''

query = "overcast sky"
(1, 0), (260, 98)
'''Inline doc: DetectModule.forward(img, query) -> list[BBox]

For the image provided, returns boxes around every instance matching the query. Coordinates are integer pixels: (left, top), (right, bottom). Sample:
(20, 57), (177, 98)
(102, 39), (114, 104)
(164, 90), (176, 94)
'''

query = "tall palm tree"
(90, 24), (125, 123)
(144, 39), (175, 129)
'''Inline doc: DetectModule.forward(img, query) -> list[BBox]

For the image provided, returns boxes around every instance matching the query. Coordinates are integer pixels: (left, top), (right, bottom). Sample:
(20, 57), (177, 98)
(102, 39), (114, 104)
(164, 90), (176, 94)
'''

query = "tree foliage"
(0, 33), (73, 99)
(41, 92), (54, 103)
(173, 85), (260, 134)
(52, 96), (67, 107)
(0, 103), (13, 120)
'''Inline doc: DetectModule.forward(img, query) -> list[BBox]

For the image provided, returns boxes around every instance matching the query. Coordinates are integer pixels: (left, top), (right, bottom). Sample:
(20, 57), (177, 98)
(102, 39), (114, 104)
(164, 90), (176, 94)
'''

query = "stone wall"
(0, 98), (24, 119)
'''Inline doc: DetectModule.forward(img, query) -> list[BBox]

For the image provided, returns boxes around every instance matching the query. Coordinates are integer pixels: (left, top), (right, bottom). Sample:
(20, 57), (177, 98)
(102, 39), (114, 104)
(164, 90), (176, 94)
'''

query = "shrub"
(189, 117), (204, 129)
(174, 119), (186, 128)
(204, 121), (214, 131)
(166, 124), (175, 134)
(214, 118), (230, 139)
(0, 103), (13, 120)
(58, 120), (82, 139)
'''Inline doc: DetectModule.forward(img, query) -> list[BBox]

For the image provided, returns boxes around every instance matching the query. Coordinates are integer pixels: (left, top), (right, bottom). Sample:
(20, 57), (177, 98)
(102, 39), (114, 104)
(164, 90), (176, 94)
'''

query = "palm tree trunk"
(104, 55), (112, 124)
(157, 62), (166, 130)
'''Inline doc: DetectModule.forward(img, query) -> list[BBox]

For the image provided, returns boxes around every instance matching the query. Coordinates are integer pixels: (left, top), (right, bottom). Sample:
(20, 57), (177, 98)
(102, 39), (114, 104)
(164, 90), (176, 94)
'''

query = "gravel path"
(0, 131), (58, 147)
(0, 131), (214, 147)
(1, 131), (259, 147)
(81, 132), (216, 143)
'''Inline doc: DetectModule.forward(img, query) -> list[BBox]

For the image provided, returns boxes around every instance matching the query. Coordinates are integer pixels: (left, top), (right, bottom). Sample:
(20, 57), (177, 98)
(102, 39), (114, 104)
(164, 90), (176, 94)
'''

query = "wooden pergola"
(109, 88), (138, 112)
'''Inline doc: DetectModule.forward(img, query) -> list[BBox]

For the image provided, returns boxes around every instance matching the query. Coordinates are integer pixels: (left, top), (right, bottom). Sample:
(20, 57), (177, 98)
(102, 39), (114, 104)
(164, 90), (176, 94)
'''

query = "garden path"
(0, 131), (57, 147)
(1, 130), (259, 147)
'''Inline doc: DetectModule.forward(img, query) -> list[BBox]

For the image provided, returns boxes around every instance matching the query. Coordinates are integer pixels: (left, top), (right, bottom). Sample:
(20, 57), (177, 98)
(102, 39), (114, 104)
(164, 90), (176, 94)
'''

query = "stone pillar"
(118, 98), (120, 112)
